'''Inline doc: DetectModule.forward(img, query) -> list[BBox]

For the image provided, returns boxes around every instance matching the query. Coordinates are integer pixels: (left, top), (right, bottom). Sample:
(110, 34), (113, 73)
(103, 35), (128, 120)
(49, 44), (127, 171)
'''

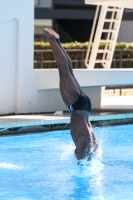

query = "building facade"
(34, 0), (133, 43)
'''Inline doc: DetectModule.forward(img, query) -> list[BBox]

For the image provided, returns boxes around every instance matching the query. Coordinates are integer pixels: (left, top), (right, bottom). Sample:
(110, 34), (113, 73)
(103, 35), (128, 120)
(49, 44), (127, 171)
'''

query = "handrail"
(34, 49), (133, 69)
(85, 5), (100, 68)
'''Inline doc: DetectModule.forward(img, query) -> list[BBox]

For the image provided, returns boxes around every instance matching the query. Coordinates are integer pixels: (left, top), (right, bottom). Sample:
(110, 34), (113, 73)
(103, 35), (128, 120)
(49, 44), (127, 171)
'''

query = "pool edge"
(0, 111), (133, 135)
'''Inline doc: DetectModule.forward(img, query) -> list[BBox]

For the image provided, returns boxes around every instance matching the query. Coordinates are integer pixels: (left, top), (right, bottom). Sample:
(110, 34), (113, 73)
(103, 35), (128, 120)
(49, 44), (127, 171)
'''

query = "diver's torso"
(70, 110), (93, 147)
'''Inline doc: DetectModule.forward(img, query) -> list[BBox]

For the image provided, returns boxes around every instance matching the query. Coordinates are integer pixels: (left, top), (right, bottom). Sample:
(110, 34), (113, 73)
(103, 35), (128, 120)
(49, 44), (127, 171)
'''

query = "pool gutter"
(0, 110), (133, 135)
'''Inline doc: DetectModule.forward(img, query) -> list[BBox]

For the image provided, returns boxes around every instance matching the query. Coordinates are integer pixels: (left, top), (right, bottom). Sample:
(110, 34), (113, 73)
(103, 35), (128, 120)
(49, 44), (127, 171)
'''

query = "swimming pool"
(0, 124), (133, 200)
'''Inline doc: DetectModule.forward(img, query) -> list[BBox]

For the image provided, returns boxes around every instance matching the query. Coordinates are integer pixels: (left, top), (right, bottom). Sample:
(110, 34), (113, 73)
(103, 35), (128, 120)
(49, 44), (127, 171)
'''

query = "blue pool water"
(0, 124), (133, 200)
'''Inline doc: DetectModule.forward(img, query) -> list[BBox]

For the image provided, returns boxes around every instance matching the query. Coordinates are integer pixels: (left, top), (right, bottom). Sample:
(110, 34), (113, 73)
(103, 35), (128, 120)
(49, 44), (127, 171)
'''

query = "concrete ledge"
(0, 123), (70, 136)
(36, 69), (133, 89)
(0, 111), (133, 135)
(90, 112), (133, 121)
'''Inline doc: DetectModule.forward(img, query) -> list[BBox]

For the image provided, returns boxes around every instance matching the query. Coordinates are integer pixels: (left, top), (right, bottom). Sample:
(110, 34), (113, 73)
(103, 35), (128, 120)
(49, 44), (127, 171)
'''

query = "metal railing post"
(34, 49), (133, 69)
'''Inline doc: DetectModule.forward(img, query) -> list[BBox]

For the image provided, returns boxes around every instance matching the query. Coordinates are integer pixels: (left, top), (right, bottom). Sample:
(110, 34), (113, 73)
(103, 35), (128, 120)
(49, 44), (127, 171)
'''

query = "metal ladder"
(85, 6), (124, 69)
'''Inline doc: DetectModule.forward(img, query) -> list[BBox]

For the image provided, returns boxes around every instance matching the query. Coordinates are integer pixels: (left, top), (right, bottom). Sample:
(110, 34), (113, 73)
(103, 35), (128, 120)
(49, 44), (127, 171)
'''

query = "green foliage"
(34, 41), (51, 49)
(34, 41), (133, 69)
(34, 41), (130, 50)
(128, 42), (133, 49)
(115, 42), (127, 49)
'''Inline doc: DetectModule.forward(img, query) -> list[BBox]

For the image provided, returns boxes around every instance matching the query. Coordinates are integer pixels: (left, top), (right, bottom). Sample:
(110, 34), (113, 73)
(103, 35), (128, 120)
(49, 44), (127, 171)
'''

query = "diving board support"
(85, 5), (100, 68)
(105, 7), (124, 68)
(85, 5), (124, 69)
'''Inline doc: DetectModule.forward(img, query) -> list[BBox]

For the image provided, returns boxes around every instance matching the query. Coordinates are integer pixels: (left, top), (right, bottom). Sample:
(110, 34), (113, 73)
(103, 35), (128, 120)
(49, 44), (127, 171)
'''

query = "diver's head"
(74, 147), (93, 161)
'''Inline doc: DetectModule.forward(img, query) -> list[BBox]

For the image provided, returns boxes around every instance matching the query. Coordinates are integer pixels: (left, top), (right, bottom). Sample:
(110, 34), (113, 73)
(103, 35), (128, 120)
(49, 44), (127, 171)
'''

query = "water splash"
(0, 162), (24, 170)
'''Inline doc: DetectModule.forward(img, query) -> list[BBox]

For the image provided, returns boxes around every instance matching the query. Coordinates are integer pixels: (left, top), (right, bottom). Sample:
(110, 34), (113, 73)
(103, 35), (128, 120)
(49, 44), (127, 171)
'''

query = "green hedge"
(34, 41), (133, 69)
(34, 41), (133, 50)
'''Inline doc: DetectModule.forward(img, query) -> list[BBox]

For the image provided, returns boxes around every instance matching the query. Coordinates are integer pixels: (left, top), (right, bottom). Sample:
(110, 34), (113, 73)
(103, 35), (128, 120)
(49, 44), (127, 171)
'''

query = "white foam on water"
(74, 140), (104, 178)
(0, 162), (24, 170)
(60, 142), (75, 160)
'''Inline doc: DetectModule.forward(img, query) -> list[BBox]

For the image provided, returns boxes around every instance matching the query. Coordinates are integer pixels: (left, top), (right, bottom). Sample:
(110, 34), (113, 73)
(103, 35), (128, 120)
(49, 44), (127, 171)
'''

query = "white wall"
(36, 69), (133, 112)
(0, 19), (17, 114)
(0, 0), (133, 115)
(35, 87), (102, 112)
(0, 0), (37, 114)
(0, 0), (101, 114)
(37, 69), (133, 89)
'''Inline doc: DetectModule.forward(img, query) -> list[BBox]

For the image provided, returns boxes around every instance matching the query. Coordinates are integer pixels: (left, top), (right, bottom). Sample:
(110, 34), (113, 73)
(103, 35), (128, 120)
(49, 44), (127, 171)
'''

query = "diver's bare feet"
(48, 29), (60, 40)
(44, 28), (60, 42)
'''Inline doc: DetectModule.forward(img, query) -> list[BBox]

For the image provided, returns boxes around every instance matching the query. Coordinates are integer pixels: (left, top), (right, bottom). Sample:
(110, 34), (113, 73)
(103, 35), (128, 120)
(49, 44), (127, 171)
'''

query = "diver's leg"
(55, 32), (98, 151)
(44, 28), (80, 105)
(51, 30), (98, 150)
(48, 29), (86, 94)
(57, 43), (85, 94)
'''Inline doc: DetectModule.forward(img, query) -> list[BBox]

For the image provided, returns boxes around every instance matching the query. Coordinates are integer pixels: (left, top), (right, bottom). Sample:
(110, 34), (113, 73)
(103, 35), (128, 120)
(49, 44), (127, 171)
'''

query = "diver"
(44, 28), (98, 161)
